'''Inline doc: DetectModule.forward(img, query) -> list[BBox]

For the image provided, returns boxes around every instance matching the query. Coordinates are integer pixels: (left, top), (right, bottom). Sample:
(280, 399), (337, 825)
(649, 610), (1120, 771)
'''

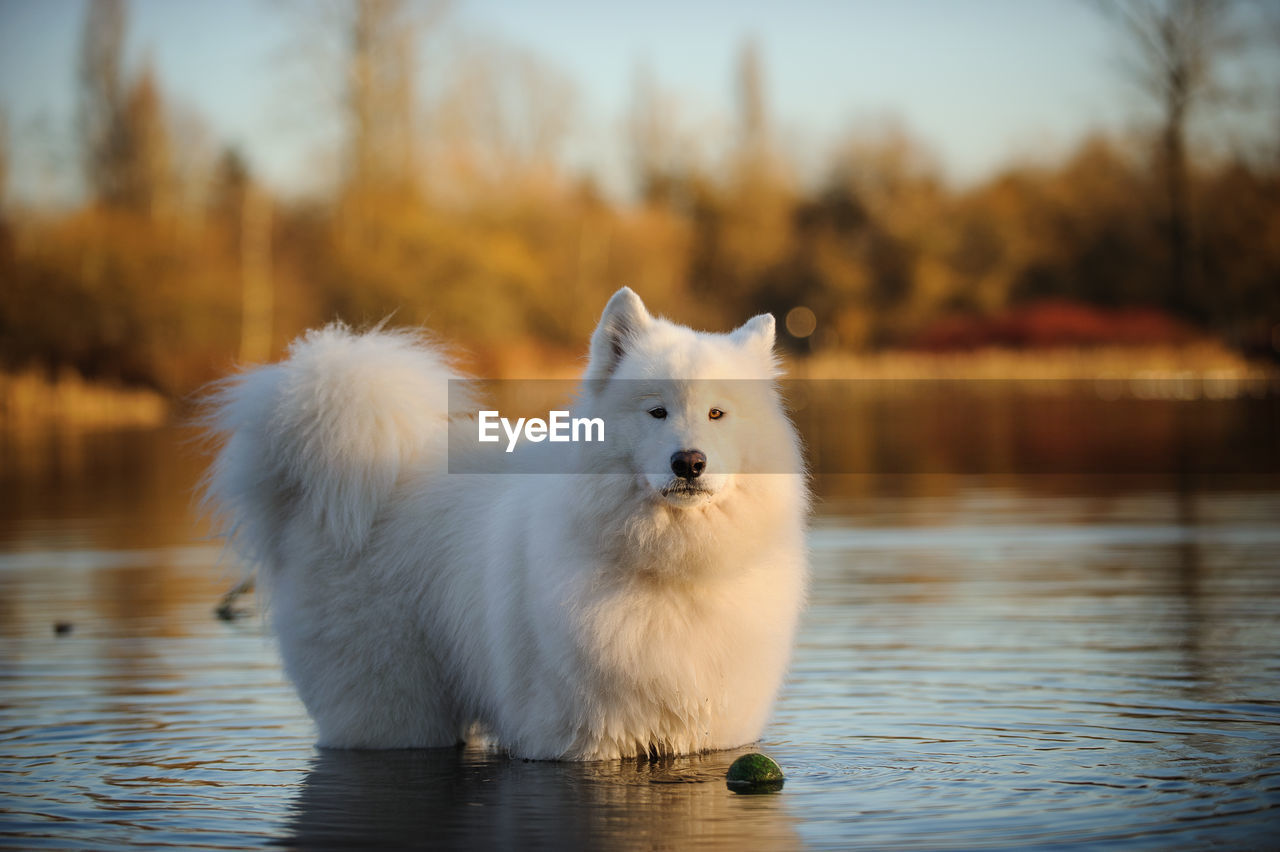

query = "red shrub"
(911, 300), (1198, 351)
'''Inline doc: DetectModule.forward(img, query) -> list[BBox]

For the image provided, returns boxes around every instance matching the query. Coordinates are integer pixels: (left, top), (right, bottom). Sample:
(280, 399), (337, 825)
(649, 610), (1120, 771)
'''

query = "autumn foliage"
(1, 1), (1278, 398)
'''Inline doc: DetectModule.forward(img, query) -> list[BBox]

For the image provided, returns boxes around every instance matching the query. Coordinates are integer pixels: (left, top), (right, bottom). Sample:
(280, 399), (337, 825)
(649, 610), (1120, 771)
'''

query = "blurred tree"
(116, 63), (173, 219)
(736, 39), (768, 166)
(1197, 160), (1280, 345)
(1002, 137), (1161, 309)
(167, 102), (218, 225)
(208, 148), (276, 364)
(8, 0), (1278, 401)
(1093, 0), (1244, 322)
(0, 111), (10, 292)
(210, 147), (251, 225)
(77, 0), (128, 206)
(345, 0), (423, 194)
(279, 0), (444, 196)
(757, 183), (874, 351)
(627, 63), (701, 208)
(688, 40), (793, 325)
(238, 181), (274, 364)
(275, 0), (433, 330)
(0, 110), (9, 210)
(430, 35), (577, 195)
(815, 124), (949, 346)
(76, 1), (174, 219)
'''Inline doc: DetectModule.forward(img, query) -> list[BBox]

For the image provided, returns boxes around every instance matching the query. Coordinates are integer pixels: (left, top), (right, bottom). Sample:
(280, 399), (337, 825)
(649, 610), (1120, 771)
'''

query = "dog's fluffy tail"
(201, 323), (461, 570)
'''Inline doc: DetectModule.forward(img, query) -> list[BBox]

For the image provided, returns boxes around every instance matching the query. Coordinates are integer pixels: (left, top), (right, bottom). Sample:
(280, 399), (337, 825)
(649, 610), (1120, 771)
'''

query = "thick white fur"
(203, 289), (808, 759)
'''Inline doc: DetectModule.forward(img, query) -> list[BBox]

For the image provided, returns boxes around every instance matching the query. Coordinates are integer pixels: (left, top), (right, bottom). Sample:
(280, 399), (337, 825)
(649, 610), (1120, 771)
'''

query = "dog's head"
(582, 288), (794, 508)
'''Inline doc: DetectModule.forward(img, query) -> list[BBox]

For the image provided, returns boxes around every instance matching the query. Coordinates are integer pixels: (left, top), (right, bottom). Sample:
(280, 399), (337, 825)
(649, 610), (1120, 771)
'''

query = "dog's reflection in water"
(287, 745), (800, 849)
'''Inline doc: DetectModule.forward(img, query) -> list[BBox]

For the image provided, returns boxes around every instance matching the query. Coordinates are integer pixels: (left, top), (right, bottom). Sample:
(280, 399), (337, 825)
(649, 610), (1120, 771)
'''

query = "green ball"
(725, 752), (785, 793)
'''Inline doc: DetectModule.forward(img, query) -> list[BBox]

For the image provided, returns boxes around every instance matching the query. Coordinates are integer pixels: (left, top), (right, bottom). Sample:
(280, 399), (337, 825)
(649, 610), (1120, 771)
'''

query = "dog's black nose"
(670, 450), (707, 480)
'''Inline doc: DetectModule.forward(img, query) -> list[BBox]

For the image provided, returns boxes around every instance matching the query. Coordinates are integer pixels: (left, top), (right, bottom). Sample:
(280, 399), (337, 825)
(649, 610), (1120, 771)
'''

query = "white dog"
(204, 288), (808, 759)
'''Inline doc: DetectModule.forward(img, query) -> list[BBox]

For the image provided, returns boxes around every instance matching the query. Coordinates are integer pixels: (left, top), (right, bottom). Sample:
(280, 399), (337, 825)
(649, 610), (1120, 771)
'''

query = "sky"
(0, 0), (1269, 205)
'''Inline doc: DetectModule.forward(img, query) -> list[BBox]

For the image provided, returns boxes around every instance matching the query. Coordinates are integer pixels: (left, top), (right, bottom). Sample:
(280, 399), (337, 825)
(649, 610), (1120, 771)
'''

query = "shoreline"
(4, 342), (1276, 430)
(1, 368), (172, 430)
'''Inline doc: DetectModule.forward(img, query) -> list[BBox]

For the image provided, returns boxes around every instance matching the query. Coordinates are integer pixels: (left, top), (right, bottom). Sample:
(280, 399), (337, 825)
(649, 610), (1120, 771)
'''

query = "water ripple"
(2, 488), (1279, 848)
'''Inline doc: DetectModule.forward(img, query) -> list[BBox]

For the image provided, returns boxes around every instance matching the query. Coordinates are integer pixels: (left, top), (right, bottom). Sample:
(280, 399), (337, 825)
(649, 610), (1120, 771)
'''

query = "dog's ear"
(585, 288), (651, 387)
(731, 313), (776, 357)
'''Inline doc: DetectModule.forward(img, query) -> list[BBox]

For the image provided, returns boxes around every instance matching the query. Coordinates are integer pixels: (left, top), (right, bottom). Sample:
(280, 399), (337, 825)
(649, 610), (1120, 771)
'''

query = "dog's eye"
(648, 407), (667, 419)
(708, 408), (725, 420)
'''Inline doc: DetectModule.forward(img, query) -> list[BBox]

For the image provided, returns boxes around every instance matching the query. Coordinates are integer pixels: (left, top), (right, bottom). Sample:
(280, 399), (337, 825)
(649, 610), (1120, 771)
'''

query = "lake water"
(2, 391), (1279, 849)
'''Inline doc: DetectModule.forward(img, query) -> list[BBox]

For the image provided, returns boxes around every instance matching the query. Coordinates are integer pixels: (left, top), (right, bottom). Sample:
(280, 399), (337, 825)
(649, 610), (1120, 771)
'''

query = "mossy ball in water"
(726, 753), (785, 793)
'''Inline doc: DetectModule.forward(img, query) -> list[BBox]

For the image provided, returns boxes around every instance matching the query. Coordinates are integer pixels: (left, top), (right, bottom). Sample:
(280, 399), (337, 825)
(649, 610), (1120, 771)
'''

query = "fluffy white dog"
(204, 288), (808, 759)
